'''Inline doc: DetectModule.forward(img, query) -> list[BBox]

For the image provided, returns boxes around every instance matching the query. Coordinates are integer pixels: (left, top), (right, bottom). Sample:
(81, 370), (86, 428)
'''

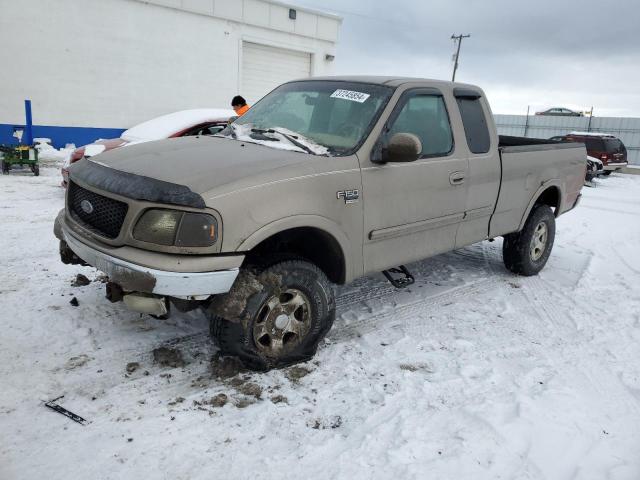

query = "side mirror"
(382, 133), (422, 163)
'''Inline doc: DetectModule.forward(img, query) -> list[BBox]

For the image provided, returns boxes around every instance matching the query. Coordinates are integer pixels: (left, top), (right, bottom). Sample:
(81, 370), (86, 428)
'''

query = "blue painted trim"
(24, 100), (33, 145)
(0, 123), (126, 149)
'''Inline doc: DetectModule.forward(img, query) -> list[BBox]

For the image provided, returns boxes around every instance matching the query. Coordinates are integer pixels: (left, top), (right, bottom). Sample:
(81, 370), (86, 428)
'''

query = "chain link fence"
(494, 114), (640, 165)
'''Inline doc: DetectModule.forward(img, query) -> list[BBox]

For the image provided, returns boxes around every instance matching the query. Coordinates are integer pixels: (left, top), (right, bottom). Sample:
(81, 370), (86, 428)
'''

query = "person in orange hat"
(231, 95), (250, 116)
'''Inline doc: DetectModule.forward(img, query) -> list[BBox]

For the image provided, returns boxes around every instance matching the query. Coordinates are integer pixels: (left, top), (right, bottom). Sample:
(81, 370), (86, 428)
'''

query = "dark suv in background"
(557, 132), (627, 175)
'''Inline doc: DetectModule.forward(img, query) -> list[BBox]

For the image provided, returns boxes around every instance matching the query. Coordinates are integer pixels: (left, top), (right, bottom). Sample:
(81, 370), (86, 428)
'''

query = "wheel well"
(534, 186), (561, 214)
(245, 227), (346, 284)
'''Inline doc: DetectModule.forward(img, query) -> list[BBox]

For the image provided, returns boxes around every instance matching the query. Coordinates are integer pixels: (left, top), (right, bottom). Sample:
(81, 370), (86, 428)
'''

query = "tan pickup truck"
(54, 76), (586, 369)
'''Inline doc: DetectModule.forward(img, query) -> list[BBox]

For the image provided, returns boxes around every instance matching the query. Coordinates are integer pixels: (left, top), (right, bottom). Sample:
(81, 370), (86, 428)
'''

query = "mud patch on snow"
(285, 365), (312, 382)
(210, 356), (246, 379)
(209, 393), (229, 408)
(152, 346), (186, 368)
(233, 381), (263, 399)
(71, 274), (91, 287)
(126, 362), (140, 374)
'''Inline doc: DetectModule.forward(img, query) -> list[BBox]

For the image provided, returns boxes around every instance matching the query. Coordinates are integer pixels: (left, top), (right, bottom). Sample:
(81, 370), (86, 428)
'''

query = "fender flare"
(518, 180), (563, 231)
(237, 215), (354, 282)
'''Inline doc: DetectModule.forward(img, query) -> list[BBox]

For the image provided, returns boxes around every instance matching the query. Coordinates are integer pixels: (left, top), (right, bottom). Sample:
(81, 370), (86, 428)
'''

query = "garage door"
(241, 42), (311, 104)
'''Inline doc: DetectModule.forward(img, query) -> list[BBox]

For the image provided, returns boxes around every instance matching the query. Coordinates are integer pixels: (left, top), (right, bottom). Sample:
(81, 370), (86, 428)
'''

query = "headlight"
(133, 209), (217, 247)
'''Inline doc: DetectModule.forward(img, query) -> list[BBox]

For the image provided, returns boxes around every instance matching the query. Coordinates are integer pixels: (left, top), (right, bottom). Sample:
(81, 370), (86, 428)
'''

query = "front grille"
(68, 182), (128, 239)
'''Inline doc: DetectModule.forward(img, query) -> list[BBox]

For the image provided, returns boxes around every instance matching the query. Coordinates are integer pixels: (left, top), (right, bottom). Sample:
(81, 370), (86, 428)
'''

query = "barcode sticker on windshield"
(330, 89), (370, 103)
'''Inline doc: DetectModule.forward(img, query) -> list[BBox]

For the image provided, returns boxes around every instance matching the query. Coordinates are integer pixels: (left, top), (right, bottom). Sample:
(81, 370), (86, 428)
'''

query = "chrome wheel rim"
(252, 288), (311, 356)
(530, 222), (548, 261)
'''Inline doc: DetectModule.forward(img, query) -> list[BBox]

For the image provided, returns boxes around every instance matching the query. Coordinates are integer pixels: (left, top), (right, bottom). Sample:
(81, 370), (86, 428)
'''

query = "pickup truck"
(54, 76), (586, 370)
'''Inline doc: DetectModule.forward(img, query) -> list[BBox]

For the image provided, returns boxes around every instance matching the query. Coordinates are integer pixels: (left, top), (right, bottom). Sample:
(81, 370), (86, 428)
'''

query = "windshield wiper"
(251, 128), (316, 155)
(250, 128), (281, 142)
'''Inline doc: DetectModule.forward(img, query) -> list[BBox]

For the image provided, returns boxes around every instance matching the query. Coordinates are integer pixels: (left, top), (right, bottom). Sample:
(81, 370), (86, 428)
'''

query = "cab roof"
(290, 75), (480, 90)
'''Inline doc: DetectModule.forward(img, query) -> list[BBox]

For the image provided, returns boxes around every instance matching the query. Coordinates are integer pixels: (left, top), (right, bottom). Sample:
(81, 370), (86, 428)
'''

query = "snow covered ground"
(1, 167), (639, 480)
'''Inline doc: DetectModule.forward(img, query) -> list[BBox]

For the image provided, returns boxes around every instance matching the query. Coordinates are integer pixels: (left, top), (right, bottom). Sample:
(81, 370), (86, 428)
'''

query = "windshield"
(227, 81), (394, 156)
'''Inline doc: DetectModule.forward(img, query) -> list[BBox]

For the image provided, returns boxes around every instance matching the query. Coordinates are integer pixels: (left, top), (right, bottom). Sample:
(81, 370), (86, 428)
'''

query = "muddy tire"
(207, 260), (335, 370)
(502, 204), (555, 276)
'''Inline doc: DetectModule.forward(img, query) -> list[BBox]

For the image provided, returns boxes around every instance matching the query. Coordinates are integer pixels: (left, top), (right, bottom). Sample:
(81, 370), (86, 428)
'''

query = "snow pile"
(122, 108), (235, 142)
(34, 139), (75, 165)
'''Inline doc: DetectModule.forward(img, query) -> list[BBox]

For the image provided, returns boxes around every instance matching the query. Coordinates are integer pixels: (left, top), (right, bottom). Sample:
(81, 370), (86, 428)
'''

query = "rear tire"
(502, 204), (555, 276)
(207, 259), (335, 370)
(601, 170), (612, 176)
(31, 164), (39, 176)
(1, 161), (8, 174)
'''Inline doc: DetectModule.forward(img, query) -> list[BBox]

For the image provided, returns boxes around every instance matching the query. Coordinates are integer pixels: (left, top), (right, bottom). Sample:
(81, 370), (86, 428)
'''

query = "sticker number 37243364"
(330, 89), (370, 103)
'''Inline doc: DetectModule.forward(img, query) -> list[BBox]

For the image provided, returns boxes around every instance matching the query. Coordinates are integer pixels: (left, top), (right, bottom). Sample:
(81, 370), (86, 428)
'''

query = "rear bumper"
(603, 162), (627, 171)
(55, 211), (240, 298)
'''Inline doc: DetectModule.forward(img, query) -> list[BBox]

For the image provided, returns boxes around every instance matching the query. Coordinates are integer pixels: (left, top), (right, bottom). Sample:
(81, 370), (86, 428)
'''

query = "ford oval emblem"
(80, 199), (94, 214)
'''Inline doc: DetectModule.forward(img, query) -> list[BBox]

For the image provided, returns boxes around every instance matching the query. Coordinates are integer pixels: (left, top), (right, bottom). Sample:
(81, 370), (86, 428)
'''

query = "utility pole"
(451, 34), (470, 82)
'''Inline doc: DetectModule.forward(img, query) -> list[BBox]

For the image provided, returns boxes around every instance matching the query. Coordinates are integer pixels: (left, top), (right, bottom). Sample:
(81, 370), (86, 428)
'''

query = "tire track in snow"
(331, 279), (498, 342)
(518, 276), (640, 416)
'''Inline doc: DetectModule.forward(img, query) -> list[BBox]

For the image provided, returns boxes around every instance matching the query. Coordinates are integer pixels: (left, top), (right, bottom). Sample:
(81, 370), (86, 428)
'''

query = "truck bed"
(489, 136), (586, 238)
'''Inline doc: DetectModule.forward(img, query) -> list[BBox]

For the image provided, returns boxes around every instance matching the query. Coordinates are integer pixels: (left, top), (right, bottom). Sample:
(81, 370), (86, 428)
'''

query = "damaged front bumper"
(55, 210), (242, 298)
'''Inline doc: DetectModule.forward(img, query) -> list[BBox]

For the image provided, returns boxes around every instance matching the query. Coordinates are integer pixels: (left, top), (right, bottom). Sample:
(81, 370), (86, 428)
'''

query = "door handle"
(449, 171), (466, 185)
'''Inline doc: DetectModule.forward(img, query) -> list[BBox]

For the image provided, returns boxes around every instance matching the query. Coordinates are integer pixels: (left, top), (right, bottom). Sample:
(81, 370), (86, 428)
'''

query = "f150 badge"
(337, 189), (360, 204)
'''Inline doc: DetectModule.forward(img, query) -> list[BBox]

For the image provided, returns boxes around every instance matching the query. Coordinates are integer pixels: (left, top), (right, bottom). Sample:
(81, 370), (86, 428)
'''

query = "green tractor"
(0, 145), (39, 176)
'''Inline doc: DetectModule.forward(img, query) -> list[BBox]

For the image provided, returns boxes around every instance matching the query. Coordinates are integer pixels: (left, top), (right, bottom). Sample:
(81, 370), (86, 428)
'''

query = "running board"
(382, 265), (415, 288)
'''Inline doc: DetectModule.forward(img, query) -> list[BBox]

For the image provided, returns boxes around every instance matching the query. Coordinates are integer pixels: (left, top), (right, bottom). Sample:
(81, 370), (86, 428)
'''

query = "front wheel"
(502, 204), (556, 276)
(207, 259), (335, 370)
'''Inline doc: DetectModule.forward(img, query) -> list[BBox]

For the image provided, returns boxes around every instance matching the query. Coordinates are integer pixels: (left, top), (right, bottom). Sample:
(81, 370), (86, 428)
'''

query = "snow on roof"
(121, 108), (235, 142)
(568, 131), (618, 138)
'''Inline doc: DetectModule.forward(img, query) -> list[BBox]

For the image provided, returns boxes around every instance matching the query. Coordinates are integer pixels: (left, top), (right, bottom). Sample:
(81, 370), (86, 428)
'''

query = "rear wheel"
(1, 161), (9, 174)
(207, 259), (335, 370)
(31, 164), (39, 176)
(502, 204), (555, 276)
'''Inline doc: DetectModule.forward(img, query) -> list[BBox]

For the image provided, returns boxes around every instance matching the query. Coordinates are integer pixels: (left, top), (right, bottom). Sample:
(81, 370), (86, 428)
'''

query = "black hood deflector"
(69, 159), (206, 209)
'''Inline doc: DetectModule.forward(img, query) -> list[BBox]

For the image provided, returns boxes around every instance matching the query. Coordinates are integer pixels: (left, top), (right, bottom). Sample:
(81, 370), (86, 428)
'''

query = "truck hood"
(86, 136), (317, 196)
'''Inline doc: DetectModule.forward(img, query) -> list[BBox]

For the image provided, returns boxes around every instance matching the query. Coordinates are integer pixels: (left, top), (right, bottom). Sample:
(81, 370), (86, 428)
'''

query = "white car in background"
(61, 108), (234, 187)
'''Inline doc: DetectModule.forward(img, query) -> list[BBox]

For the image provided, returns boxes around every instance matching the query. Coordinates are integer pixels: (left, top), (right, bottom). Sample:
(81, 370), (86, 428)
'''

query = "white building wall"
(0, 0), (340, 129)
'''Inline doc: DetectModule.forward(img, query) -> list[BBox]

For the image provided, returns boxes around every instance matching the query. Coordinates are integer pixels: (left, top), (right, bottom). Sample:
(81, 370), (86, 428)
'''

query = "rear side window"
(604, 138), (623, 153)
(456, 96), (490, 154)
(584, 138), (605, 151)
(388, 95), (453, 157)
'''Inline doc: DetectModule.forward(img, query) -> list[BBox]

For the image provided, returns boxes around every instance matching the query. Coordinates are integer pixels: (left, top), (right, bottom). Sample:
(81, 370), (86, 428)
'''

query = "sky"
(290, 0), (640, 117)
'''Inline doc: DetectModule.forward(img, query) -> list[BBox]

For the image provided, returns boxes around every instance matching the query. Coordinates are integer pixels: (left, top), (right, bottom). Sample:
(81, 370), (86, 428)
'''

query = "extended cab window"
(388, 95), (453, 157)
(456, 93), (490, 154)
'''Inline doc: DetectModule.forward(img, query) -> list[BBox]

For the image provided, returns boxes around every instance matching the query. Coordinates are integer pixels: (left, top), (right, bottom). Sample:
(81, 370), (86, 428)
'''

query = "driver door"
(361, 88), (469, 274)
